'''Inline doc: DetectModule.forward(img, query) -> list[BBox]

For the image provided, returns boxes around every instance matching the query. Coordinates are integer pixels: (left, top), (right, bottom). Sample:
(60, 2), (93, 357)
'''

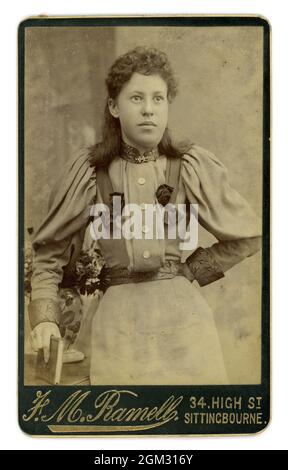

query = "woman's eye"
(131, 96), (142, 102)
(154, 96), (165, 103)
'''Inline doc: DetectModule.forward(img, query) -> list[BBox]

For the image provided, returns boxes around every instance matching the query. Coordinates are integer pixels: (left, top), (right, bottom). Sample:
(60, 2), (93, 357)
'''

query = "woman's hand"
(30, 322), (61, 363)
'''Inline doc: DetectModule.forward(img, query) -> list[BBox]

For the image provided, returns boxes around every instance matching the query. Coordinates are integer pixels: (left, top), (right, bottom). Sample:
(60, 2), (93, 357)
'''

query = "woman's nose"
(141, 99), (154, 115)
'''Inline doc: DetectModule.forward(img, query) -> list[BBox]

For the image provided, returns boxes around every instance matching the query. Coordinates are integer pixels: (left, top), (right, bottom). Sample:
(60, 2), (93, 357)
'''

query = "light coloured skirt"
(90, 276), (228, 385)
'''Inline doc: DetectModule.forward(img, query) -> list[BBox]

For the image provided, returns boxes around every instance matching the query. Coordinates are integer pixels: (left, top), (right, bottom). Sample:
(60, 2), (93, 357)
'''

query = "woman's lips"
(138, 122), (157, 127)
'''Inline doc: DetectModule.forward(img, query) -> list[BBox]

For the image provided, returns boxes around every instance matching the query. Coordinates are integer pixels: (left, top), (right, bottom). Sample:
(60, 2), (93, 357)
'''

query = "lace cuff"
(186, 247), (225, 286)
(28, 298), (61, 330)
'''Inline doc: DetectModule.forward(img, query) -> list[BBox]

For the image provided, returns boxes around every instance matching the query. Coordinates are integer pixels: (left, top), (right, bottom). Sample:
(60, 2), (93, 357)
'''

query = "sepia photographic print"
(18, 16), (270, 436)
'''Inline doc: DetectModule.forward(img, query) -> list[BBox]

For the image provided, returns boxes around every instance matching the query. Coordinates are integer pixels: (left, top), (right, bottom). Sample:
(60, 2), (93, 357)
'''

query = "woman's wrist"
(28, 298), (61, 330)
(186, 247), (224, 287)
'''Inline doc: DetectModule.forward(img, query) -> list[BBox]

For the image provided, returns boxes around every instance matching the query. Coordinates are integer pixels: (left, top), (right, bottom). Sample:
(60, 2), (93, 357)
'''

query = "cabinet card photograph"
(18, 16), (270, 436)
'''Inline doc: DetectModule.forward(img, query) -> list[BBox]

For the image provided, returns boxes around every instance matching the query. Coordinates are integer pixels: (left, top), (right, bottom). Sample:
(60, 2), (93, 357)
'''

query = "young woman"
(29, 47), (261, 385)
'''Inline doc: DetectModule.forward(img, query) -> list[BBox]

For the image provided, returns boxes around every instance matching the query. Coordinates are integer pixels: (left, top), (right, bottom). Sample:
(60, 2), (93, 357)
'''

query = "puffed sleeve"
(28, 152), (96, 329)
(181, 145), (262, 286)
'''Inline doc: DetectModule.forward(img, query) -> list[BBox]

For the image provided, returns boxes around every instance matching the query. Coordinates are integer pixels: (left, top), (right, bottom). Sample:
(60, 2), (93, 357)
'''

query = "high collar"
(120, 141), (159, 164)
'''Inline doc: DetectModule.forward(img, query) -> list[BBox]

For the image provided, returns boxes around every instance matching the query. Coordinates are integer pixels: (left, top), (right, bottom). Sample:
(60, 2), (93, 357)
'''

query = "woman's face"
(108, 72), (169, 153)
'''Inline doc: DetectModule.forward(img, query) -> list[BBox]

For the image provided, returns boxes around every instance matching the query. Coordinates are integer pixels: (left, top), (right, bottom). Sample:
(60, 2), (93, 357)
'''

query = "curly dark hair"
(88, 46), (187, 167)
(105, 46), (178, 101)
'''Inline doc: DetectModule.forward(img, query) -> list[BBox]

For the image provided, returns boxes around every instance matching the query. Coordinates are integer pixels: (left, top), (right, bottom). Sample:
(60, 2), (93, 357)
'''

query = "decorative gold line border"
(48, 419), (171, 433)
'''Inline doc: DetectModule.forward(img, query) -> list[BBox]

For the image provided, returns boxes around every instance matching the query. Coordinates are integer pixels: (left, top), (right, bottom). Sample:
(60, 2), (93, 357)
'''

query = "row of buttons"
(142, 250), (151, 259)
(140, 202), (157, 212)
(138, 176), (151, 260)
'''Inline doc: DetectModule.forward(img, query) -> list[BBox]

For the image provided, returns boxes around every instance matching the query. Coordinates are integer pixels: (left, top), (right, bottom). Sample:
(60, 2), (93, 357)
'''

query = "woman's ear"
(108, 98), (119, 118)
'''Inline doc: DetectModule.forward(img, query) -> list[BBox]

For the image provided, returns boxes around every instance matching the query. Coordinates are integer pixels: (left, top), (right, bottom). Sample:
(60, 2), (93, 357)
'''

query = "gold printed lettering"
(86, 390), (138, 423)
(22, 389), (184, 429)
(22, 390), (52, 422)
(155, 395), (183, 421)
(146, 406), (159, 421)
(86, 390), (182, 425)
(41, 390), (91, 423)
(124, 407), (150, 422)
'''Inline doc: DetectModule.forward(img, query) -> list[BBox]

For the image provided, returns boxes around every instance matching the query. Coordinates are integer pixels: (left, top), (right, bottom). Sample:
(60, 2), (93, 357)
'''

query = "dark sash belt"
(99, 260), (194, 291)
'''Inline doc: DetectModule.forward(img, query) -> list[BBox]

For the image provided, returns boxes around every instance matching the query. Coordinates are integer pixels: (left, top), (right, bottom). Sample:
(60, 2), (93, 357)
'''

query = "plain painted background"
(0, 0), (286, 451)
